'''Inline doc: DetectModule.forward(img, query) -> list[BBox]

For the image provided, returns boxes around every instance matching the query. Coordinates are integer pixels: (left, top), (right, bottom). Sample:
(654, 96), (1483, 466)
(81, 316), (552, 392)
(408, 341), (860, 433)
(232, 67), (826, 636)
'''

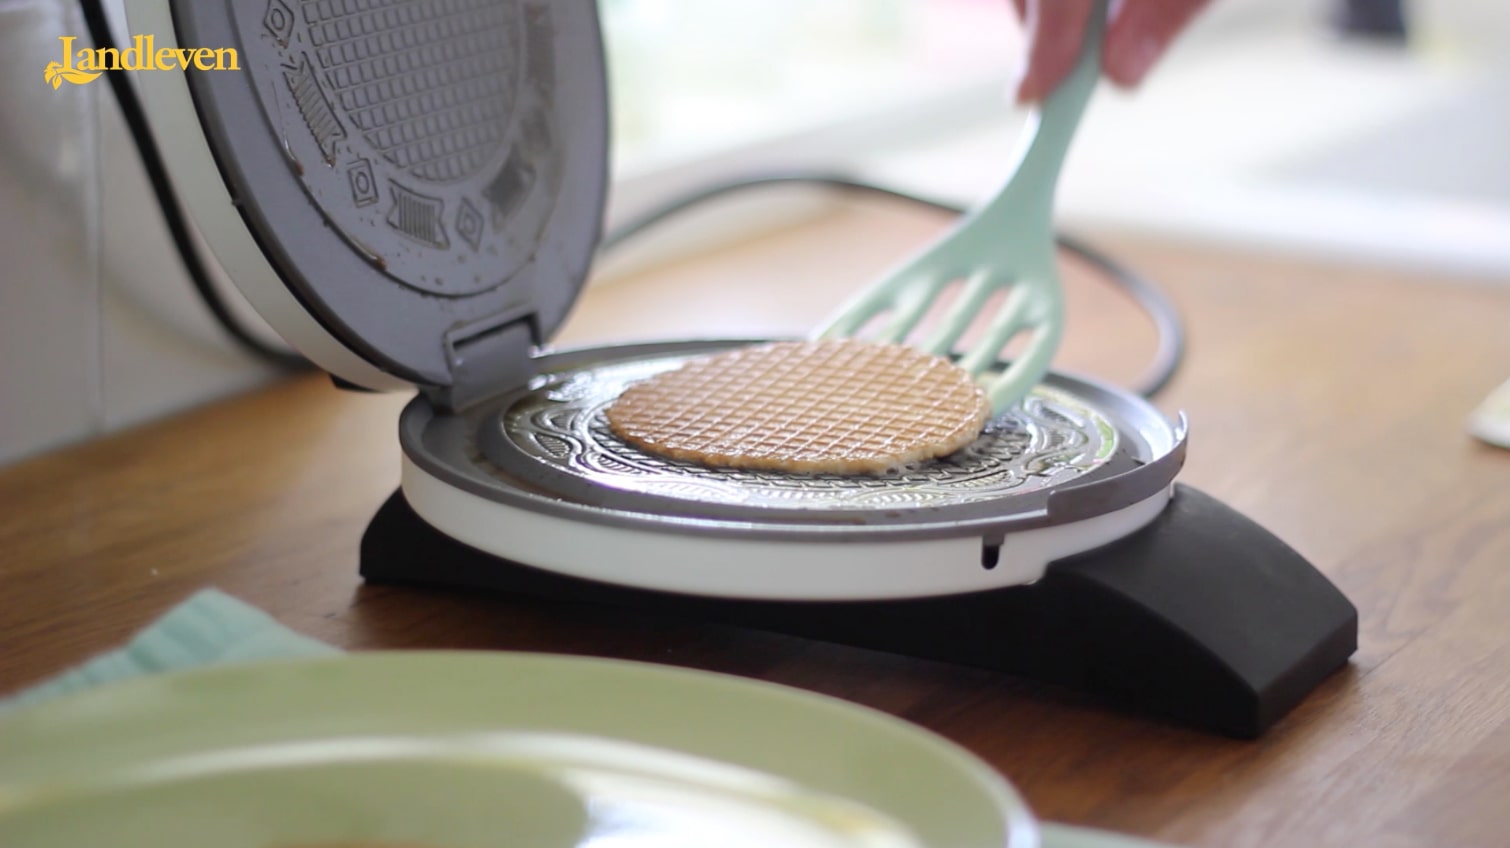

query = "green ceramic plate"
(0, 652), (1036, 848)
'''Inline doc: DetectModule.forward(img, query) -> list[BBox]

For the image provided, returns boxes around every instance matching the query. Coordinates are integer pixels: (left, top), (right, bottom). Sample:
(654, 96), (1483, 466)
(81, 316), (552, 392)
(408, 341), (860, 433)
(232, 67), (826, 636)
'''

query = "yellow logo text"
(45, 35), (239, 88)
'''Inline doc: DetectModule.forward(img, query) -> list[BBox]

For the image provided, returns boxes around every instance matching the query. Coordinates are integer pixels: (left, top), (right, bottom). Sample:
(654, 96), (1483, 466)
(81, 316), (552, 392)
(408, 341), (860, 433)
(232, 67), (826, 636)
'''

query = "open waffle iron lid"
(147, 0), (609, 405)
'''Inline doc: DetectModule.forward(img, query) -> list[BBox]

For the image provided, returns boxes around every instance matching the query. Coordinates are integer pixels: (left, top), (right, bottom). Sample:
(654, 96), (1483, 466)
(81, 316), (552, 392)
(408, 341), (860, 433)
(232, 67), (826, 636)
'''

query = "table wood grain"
(3, 203), (1509, 847)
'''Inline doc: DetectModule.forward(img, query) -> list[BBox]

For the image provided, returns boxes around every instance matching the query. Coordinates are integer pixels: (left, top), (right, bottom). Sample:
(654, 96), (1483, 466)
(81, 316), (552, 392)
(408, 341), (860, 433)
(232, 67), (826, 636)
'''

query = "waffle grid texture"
(605, 340), (991, 474)
(304, 0), (519, 183)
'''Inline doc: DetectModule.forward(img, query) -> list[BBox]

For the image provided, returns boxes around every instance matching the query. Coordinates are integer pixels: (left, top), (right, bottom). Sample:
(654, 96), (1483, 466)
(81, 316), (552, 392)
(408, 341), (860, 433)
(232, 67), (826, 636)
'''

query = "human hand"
(1011, 0), (1211, 102)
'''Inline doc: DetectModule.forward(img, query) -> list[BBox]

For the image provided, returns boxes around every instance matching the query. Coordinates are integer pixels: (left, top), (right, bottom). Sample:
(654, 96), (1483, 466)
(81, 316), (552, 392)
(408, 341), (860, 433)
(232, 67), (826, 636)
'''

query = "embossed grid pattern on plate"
(302, 0), (521, 182)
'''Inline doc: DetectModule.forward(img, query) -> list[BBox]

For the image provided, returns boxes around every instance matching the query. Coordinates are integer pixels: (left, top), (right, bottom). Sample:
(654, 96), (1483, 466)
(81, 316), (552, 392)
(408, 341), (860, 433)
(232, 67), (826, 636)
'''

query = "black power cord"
(79, 0), (311, 372)
(602, 172), (1187, 400)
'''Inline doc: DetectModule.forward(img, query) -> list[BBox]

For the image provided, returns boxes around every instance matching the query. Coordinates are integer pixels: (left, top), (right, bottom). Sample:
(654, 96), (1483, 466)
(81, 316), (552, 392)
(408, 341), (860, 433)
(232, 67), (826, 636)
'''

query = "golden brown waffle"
(606, 340), (990, 474)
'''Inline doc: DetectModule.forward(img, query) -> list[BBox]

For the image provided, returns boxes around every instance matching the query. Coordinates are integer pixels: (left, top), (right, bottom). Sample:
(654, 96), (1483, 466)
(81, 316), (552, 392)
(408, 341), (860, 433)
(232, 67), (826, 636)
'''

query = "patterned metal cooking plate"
(476, 355), (1123, 519)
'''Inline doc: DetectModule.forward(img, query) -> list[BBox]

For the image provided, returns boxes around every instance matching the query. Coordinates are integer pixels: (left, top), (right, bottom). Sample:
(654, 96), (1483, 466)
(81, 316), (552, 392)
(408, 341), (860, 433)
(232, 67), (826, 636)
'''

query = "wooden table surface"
(3, 202), (1509, 847)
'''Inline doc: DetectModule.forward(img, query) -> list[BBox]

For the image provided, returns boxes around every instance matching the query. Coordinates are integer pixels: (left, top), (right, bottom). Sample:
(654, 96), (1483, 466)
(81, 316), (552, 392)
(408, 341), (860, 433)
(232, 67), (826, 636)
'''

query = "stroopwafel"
(605, 339), (990, 474)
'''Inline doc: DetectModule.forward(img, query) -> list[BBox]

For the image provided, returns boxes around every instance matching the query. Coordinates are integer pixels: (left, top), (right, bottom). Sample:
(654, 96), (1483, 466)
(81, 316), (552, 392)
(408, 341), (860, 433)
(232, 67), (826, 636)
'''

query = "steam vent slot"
(981, 542), (1001, 570)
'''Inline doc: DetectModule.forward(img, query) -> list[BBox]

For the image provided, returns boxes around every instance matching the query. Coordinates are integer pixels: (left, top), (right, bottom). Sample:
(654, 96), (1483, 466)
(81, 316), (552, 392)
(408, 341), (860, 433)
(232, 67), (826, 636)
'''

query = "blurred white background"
(1, 0), (1507, 466)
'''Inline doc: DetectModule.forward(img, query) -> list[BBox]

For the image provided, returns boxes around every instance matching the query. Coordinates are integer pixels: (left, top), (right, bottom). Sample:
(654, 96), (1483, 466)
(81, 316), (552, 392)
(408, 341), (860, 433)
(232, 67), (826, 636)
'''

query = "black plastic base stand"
(360, 484), (1357, 738)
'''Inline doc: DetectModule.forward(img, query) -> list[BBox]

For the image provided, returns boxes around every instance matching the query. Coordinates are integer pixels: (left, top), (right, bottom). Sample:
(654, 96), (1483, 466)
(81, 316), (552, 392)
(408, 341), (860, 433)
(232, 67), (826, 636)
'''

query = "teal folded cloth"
(1, 589), (339, 714)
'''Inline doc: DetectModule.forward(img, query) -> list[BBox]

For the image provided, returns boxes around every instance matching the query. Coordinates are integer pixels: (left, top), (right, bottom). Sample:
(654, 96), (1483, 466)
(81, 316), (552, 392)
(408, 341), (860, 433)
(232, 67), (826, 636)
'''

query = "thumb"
(1102, 0), (1210, 88)
(1014, 0), (1095, 103)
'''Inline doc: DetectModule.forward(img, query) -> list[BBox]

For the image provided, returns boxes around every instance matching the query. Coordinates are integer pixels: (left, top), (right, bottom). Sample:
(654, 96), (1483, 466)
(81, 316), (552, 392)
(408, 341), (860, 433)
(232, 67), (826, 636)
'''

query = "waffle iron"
(126, 0), (1356, 737)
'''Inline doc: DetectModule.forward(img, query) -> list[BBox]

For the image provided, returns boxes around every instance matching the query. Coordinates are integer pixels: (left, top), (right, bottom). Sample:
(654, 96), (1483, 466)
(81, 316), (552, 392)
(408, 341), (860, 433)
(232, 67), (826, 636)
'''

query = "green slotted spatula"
(817, 0), (1108, 413)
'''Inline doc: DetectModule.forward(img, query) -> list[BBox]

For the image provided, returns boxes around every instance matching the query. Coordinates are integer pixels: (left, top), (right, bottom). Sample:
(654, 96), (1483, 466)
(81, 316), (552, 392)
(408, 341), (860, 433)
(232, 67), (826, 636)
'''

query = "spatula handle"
(980, 0), (1109, 226)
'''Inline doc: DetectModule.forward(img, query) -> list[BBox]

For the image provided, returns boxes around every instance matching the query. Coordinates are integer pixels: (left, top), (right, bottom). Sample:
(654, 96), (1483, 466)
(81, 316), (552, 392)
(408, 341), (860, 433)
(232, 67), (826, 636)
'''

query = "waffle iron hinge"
(429, 310), (541, 414)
